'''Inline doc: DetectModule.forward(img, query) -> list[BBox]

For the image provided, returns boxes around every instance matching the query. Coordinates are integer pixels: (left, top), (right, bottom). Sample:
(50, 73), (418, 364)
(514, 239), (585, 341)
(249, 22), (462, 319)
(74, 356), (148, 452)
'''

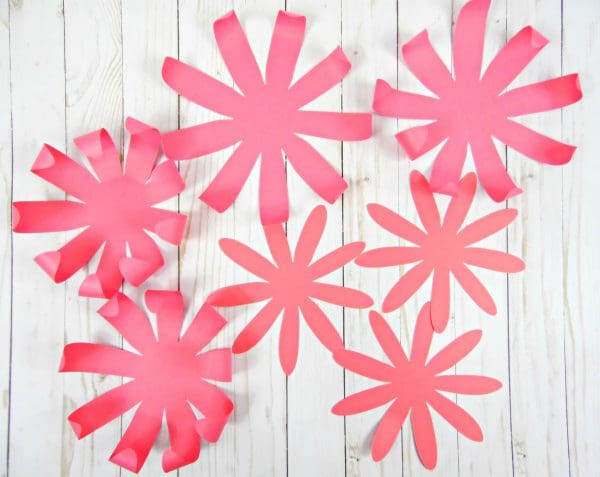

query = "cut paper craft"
(12, 118), (186, 298)
(332, 304), (502, 468)
(356, 171), (524, 332)
(372, 0), (582, 201)
(60, 291), (233, 473)
(162, 10), (372, 224)
(207, 205), (373, 375)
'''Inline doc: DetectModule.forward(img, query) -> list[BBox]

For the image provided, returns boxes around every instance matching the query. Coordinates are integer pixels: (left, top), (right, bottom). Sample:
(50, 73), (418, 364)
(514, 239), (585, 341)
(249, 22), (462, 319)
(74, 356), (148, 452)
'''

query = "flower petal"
(289, 46), (350, 108)
(371, 398), (411, 461)
(463, 247), (525, 273)
(232, 300), (283, 353)
(369, 311), (409, 368)
(264, 220), (292, 265)
(68, 381), (141, 439)
(283, 135), (347, 203)
(124, 117), (161, 183)
(442, 172), (477, 233)
(162, 120), (241, 161)
(355, 246), (423, 267)
(410, 170), (441, 232)
(207, 282), (273, 307)
(145, 290), (184, 343)
(293, 110), (372, 141)
(333, 349), (396, 382)
(213, 11), (263, 94)
(110, 401), (162, 473)
(31, 145), (98, 201)
(200, 139), (260, 213)
(426, 330), (482, 375)
(458, 208), (518, 245)
(144, 159), (185, 205)
(372, 79), (441, 119)
(452, 263), (496, 314)
(396, 121), (448, 160)
(196, 349), (233, 382)
(499, 74), (582, 117)
(452, 0), (490, 84)
(219, 238), (277, 281)
(494, 117), (577, 165)
(59, 343), (141, 377)
(309, 242), (365, 278)
(162, 401), (200, 472)
(430, 268), (450, 333)
(266, 11), (305, 87)
(469, 131), (522, 202)
(146, 208), (187, 245)
(259, 146), (289, 225)
(162, 56), (243, 117)
(427, 391), (483, 441)
(382, 261), (433, 313)
(410, 302), (434, 364)
(12, 201), (88, 233)
(74, 128), (122, 181)
(293, 204), (326, 266)
(300, 299), (344, 351)
(332, 384), (397, 416)
(401, 30), (453, 97)
(434, 375), (502, 395)
(482, 26), (548, 95)
(366, 203), (426, 244)
(279, 306), (300, 375)
(429, 136), (469, 196)
(120, 231), (164, 286)
(79, 240), (126, 298)
(97, 292), (157, 353)
(310, 282), (373, 309)
(181, 304), (227, 353)
(188, 379), (234, 418)
(410, 402), (437, 470)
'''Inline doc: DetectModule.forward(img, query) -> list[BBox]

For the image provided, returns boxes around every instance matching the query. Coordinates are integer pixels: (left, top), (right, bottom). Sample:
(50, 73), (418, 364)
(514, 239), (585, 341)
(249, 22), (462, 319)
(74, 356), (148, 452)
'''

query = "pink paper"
(372, 0), (582, 201)
(161, 10), (372, 224)
(356, 171), (524, 332)
(332, 304), (501, 468)
(207, 205), (373, 375)
(60, 291), (233, 473)
(12, 118), (186, 298)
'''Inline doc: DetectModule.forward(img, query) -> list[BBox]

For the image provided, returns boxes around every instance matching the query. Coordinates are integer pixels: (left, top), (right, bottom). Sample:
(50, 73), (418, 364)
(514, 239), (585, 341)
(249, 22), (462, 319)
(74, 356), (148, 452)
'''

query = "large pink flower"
(207, 205), (373, 374)
(12, 118), (186, 298)
(60, 291), (233, 473)
(162, 10), (372, 224)
(356, 171), (524, 332)
(373, 0), (582, 201)
(333, 304), (501, 468)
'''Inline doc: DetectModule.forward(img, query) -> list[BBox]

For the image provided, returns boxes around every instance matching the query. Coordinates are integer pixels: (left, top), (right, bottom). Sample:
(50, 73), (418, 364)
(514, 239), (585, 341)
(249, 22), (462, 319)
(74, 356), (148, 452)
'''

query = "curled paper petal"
(208, 205), (372, 375)
(161, 10), (372, 224)
(374, 0), (582, 201)
(356, 171), (524, 332)
(60, 291), (233, 473)
(332, 305), (501, 468)
(12, 118), (186, 298)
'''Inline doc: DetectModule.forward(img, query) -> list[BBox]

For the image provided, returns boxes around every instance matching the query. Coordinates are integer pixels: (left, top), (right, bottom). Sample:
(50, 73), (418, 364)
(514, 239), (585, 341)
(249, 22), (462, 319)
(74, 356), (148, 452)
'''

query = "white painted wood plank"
(284, 1), (345, 476)
(563, 0), (600, 475)
(61, 1), (123, 475)
(507, 0), (570, 475)
(0, 0), (11, 475)
(8, 0), (66, 475)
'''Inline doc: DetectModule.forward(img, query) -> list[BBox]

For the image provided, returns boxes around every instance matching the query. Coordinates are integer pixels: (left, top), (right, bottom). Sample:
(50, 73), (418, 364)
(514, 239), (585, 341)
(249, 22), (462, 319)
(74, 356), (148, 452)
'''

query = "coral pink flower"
(373, 0), (582, 201)
(60, 291), (233, 473)
(333, 304), (501, 468)
(356, 171), (524, 332)
(207, 205), (373, 374)
(12, 118), (186, 298)
(162, 11), (372, 224)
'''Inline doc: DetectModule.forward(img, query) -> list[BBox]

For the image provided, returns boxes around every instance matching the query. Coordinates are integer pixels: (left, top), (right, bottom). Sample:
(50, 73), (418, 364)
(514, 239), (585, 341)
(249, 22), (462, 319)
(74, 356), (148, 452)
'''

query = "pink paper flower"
(60, 291), (233, 473)
(373, 0), (582, 201)
(162, 10), (372, 224)
(356, 171), (524, 332)
(207, 205), (373, 375)
(333, 304), (501, 468)
(12, 118), (186, 298)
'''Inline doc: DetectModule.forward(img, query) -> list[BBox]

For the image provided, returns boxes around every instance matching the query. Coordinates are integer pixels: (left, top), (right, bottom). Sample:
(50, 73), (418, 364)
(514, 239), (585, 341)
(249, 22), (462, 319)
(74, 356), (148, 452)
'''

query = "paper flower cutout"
(60, 291), (233, 473)
(207, 205), (373, 374)
(12, 118), (186, 298)
(162, 10), (372, 224)
(333, 304), (501, 468)
(356, 171), (524, 332)
(373, 0), (582, 201)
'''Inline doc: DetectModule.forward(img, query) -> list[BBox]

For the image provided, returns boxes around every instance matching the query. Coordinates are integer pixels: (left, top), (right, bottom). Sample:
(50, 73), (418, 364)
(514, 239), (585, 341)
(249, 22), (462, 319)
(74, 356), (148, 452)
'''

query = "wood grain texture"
(3, 0), (599, 476)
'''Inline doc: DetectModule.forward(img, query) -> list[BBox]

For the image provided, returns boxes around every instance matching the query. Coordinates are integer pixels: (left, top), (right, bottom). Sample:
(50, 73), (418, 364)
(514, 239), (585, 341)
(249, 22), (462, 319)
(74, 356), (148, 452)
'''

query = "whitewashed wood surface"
(2, 0), (599, 475)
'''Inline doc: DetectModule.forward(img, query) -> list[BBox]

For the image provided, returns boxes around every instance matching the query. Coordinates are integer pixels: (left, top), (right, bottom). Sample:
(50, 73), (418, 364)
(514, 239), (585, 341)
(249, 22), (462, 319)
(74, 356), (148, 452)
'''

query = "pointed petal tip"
(125, 116), (155, 135)
(97, 293), (122, 318)
(111, 448), (141, 473)
(79, 274), (107, 298)
(153, 215), (187, 245)
(32, 146), (57, 172)
(521, 25), (549, 49)
(276, 10), (306, 24)
(214, 10), (237, 29)
(34, 251), (62, 282)
(68, 417), (84, 439)
(119, 256), (162, 287)
(402, 29), (430, 55)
